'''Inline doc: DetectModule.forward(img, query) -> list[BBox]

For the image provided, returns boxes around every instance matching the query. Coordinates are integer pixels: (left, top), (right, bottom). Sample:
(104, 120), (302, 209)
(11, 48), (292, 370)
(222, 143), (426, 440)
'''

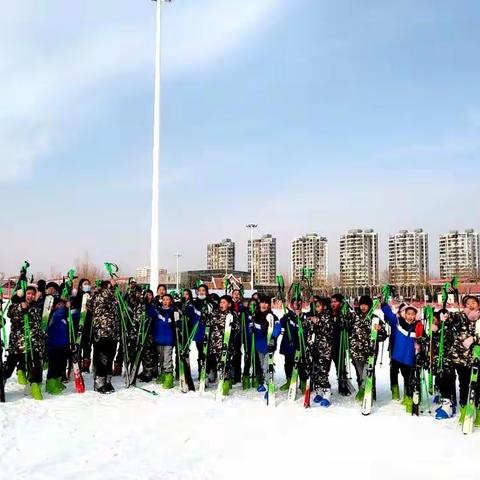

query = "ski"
(361, 299), (381, 416)
(303, 332), (316, 408)
(127, 310), (151, 387)
(175, 311), (189, 393)
(462, 319), (480, 435)
(288, 314), (305, 402)
(41, 295), (54, 332)
(266, 313), (276, 407)
(198, 318), (212, 394)
(411, 322), (425, 416)
(216, 313), (233, 402)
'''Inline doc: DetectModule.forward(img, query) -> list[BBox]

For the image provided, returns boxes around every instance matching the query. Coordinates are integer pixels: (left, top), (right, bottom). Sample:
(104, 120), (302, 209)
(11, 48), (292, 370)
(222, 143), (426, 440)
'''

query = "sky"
(1, 0), (479, 279)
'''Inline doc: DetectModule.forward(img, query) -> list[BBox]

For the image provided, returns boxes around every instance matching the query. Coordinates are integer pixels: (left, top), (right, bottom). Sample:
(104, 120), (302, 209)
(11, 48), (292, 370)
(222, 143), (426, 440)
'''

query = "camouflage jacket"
(87, 288), (120, 342)
(444, 311), (480, 367)
(305, 313), (336, 361)
(7, 302), (44, 355)
(208, 311), (239, 356)
(349, 312), (387, 363)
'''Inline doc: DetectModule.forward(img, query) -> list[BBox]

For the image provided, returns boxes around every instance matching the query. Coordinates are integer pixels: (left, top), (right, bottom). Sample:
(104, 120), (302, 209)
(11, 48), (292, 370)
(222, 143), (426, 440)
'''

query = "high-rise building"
(248, 234), (277, 285)
(340, 229), (378, 287)
(207, 239), (235, 273)
(389, 229), (429, 285)
(135, 267), (167, 285)
(439, 229), (480, 279)
(291, 234), (328, 284)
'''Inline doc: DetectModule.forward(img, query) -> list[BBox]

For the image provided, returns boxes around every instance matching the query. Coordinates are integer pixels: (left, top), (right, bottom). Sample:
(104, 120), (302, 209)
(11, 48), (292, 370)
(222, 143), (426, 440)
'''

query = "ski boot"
(458, 406), (466, 424)
(313, 388), (323, 404)
(138, 371), (154, 383)
(45, 378), (63, 395)
(17, 369), (28, 386)
(156, 373), (166, 385)
(112, 362), (123, 376)
(242, 375), (251, 390)
(319, 388), (331, 408)
(104, 375), (115, 394)
(31, 383), (43, 400)
(475, 408), (480, 428)
(257, 384), (266, 393)
(279, 378), (291, 391)
(222, 379), (232, 396)
(163, 372), (174, 389)
(94, 376), (108, 394)
(338, 379), (351, 396)
(81, 358), (91, 373)
(435, 399), (455, 420)
(356, 386), (365, 402)
(391, 385), (400, 401)
(404, 396), (413, 414)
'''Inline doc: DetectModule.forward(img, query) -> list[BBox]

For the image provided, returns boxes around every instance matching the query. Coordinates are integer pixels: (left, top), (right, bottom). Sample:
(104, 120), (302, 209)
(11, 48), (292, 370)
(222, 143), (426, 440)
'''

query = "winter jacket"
(208, 310), (238, 356)
(7, 301), (44, 355)
(148, 305), (178, 347)
(47, 305), (79, 348)
(192, 298), (216, 342)
(272, 310), (308, 357)
(445, 310), (480, 367)
(87, 288), (120, 342)
(249, 310), (278, 354)
(304, 312), (336, 361)
(381, 304), (419, 367)
(349, 310), (387, 363)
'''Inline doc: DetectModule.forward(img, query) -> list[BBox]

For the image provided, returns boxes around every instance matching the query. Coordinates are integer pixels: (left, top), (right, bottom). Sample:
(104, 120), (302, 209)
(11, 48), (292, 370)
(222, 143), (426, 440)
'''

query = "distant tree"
(74, 252), (102, 283)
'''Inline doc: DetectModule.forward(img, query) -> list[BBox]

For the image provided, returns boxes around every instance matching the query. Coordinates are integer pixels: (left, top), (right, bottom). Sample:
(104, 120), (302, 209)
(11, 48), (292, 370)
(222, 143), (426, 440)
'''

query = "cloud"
(0, 0), (286, 183)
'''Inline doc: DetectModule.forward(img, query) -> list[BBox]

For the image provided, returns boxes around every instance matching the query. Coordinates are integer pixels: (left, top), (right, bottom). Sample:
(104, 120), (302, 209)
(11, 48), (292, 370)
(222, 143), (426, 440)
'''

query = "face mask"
(197, 294), (206, 301)
(82, 285), (91, 293)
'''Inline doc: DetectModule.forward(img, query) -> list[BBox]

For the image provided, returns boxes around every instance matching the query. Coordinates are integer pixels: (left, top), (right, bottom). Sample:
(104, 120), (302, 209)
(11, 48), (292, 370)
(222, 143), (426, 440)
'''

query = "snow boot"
(279, 378), (291, 391)
(163, 372), (174, 389)
(222, 379), (232, 396)
(320, 388), (331, 408)
(338, 379), (351, 396)
(17, 369), (28, 386)
(242, 375), (251, 390)
(458, 406), (466, 424)
(81, 358), (91, 373)
(57, 378), (66, 391)
(43, 361), (49, 371)
(257, 384), (266, 393)
(156, 373), (166, 385)
(31, 383), (43, 400)
(45, 378), (63, 395)
(404, 396), (413, 414)
(356, 386), (365, 402)
(112, 362), (123, 376)
(391, 385), (400, 401)
(435, 399), (455, 420)
(138, 371), (153, 383)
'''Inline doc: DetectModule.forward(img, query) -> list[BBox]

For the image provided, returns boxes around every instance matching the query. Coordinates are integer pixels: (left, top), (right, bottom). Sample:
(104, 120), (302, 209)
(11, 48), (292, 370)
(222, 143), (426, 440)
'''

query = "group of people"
(1, 275), (479, 430)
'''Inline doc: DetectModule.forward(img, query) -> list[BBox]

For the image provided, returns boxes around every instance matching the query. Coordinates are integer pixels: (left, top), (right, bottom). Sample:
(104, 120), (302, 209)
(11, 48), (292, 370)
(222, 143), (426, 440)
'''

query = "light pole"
(175, 252), (181, 292)
(149, 0), (170, 292)
(246, 224), (258, 291)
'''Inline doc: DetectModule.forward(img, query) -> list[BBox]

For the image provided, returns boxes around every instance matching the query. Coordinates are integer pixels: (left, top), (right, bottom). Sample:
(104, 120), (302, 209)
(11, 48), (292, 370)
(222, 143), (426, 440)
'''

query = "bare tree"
(74, 252), (102, 283)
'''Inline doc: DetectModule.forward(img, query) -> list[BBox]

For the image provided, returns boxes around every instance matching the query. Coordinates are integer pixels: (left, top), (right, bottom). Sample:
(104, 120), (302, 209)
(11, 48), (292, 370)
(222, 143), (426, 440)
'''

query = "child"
(272, 297), (308, 393)
(149, 293), (178, 389)
(206, 295), (236, 392)
(4, 286), (44, 400)
(435, 295), (480, 422)
(87, 280), (119, 394)
(45, 297), (75, 394)
(250, 295), (278, 392)
(381, 300), (421, 413)
(350, 295), (387, 401)
(305, 297), (335, 407)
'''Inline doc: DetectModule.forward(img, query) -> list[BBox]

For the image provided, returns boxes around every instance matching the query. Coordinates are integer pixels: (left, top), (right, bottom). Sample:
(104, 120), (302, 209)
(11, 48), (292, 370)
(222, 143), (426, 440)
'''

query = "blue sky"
(1, 0), (479, 278)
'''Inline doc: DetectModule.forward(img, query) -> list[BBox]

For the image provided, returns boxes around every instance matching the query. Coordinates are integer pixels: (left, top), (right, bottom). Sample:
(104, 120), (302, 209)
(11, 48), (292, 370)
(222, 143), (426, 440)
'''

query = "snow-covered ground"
(1, 347), (479, 480)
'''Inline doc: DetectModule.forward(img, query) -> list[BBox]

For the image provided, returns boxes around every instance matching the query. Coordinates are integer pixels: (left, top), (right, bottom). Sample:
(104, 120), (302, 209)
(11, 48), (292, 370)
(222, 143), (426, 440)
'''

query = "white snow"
(1, 317), (480, 479)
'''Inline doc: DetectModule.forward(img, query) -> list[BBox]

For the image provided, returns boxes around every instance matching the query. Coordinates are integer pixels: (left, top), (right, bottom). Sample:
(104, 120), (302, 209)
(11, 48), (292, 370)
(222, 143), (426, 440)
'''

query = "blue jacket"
(149, 305), (177, 346)
(381, 304), (419, 367)
(272, 310), (308, 357)
(192, 298), (215, 342)
(249, 310), (278, 354)
(47, 305), (78, 349)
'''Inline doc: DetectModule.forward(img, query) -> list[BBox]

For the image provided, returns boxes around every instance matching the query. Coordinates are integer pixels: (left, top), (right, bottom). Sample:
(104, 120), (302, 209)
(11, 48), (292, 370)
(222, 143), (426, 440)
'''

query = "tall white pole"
(149, 0), (162, 293)
(246, 224), (258, 291)
(175, 252), (181, 292)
